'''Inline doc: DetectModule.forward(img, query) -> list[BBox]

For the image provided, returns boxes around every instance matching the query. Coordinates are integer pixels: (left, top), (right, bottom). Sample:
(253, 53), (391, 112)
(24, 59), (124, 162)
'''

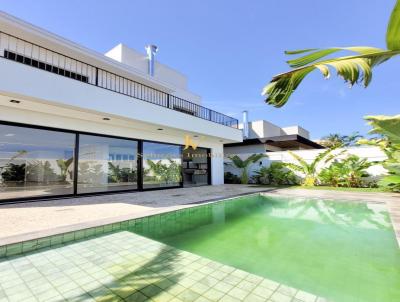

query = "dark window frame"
(0, 120), (211, 204)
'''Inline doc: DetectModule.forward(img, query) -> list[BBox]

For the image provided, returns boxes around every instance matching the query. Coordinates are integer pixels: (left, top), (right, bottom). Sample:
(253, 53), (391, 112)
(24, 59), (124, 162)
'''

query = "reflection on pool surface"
(132, 194), (400, 302)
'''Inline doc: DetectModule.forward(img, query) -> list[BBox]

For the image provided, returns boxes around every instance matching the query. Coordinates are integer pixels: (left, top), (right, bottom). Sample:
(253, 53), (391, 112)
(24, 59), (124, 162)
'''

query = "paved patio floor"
(0, 185), (269, 245)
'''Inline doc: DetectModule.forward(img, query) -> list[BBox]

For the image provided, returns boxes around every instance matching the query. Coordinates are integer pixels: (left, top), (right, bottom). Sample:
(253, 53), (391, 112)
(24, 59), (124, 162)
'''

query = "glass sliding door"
(143, 142), (182, 189)
(0, 124), (75, 200)
(77, 135), (138, 194)
(183, 147), (210, 187)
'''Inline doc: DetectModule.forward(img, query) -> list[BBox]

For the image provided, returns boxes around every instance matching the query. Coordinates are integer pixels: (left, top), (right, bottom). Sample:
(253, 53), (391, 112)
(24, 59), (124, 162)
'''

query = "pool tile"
(270, 291), (293, 302)
(5, 243), (22, 256)
(252, 285), (274, 299)
(236, 279), (257, 292)
(226, 286), (250, 300)
(177, 288), (200, 301)
(188, 282), (209, 295)
(151, 291), (175, 302)
(277, 284), (298, 296)
(223, 274), (243, 286)
(125, 291), (148, 302)
(295, 290), (317, 302)
(212, 281), (234, 294)
(219, 294), (242, 302)
(259, 279), (280, 291)
(243, 293), (267, 302)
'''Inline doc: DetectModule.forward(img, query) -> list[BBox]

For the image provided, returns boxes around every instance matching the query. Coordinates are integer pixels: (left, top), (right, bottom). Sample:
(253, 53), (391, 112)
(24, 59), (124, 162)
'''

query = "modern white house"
(0, 11), (242, 202)
(224, 112), (323, 156)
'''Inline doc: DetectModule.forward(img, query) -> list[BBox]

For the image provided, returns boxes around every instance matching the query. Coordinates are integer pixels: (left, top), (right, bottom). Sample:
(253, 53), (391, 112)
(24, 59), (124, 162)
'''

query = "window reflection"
(77, 135), (137, 193)
(143, 142), (182, 189)
(183, 147), (210, 187)
(0, 125), (75, 199)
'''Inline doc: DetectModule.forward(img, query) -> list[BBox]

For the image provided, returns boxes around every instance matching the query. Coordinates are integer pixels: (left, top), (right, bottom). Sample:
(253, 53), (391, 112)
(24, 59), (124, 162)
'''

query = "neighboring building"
(0, 12), (242, 202)
(224, 112), (323, 156)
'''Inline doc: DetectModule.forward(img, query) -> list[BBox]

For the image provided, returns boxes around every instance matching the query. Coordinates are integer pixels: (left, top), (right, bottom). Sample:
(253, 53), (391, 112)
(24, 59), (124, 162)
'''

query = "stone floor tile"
(202, 288), (226, 301)
(294, 290), (317, 302)
(269, 291), (292, 302)
(176, 288), (200, 302)
(251, 285), (274, 299)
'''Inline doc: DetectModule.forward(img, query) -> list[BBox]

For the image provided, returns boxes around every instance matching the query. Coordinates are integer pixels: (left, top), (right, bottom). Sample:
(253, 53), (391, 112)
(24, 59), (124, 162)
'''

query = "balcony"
(0, 31), (238, 128)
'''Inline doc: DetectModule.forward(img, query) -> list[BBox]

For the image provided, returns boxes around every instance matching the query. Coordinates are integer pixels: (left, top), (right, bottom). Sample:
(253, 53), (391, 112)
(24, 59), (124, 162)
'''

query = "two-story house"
(0, 12), (242, 202)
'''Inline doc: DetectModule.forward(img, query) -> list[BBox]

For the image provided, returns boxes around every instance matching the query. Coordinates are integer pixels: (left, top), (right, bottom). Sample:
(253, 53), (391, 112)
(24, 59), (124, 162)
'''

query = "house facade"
(0, 12), (242, 202)
(224, 114), (323, 156)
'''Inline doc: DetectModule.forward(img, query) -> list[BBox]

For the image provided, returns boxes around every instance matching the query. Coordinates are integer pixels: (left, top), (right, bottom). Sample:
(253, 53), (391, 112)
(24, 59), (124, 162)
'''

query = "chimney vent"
(145, 45), (158, 76)
(242, 111), (249, 139)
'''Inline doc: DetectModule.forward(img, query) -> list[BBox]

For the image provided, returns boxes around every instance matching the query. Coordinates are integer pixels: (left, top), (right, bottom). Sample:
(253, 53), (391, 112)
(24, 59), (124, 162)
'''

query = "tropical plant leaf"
(378, 174), (400, 187)
(287, 151), (309, 171)
(284, 49), (318, 55)
(364, 115), (400, 143)
(263, 49), (400, 107)
(386, 0), (400, 50)
(228, 155), (245, 169)
(282, 163), (304, 173)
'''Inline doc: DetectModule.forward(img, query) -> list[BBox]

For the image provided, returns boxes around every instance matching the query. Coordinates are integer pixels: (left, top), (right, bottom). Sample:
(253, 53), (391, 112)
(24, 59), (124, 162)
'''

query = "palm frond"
(386, 0), (400, 50)
(365, 115), (400, 143)
(310, 147), (339, 172)
(287, 151), (309, 171)
(243, 154), (265, 166)
(228, 155), (245, 168)
(283, 163), (304, 173)
(263, 48), (400, 108)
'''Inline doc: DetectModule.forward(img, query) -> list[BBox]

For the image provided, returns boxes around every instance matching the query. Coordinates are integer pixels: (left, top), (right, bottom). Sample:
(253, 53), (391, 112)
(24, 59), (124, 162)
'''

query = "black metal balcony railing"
(0, 32), (239, 128)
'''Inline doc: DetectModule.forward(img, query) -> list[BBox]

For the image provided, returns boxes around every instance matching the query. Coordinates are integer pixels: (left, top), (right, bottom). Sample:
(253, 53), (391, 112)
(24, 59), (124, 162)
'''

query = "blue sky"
(1, 0), (399, 139)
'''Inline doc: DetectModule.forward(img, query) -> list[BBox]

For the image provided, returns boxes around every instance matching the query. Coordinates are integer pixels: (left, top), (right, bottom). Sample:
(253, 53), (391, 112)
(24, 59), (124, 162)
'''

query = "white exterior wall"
(0, 59), (241, 143)
(281, 126), (310, 139)
(239, 120), (308, 139)
(224, 146), (388, 181)
(105, 44), (202, 104)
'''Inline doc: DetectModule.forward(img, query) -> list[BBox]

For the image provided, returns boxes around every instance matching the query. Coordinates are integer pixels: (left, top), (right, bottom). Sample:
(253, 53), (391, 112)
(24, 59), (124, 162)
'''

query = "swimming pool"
(132, 194), (400, 302)
(1, 193), (399, 302)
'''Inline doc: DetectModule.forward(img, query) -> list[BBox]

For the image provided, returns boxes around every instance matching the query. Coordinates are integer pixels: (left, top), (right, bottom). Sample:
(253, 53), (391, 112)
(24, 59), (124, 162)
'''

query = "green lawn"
(252, 184), (391, 193)
(289, 185), (390, 193)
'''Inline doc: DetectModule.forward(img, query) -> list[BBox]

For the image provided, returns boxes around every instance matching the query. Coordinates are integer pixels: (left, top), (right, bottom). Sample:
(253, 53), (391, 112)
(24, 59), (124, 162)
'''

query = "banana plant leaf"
(263, 0), (400, 107)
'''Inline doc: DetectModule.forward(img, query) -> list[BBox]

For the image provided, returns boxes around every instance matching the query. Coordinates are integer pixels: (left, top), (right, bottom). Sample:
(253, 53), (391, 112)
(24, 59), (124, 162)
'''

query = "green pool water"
(132, 194), (400, 302)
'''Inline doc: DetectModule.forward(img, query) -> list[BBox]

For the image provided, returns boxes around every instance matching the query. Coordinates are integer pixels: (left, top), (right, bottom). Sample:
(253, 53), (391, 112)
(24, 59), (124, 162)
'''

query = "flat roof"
(224, 134), (324, 150)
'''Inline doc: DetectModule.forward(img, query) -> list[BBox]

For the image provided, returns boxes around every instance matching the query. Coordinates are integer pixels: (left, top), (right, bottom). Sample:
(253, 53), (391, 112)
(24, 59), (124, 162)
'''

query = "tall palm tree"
(320, 133), (345, 148)
(227, 154), (265, 184)
(321, 132), (363, 148)
(262, 0), (400, 107)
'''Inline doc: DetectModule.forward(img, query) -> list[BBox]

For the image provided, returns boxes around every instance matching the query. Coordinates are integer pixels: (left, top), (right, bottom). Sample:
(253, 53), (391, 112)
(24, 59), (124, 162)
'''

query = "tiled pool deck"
(0, 186), (399, 302)
(0, 232), (327, 302)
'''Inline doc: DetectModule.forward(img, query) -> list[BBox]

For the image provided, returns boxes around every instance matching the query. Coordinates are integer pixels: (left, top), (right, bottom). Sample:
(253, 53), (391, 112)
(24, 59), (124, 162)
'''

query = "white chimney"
(145, 44), (158, 76)
(242, 111), (249, 139)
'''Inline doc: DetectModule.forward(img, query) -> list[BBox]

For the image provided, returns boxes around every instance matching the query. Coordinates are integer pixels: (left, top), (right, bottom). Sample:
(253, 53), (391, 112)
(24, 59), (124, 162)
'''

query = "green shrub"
(318, 155), (374, 188)
(224, 172), (241, 184)
(253, 162), (298, 185)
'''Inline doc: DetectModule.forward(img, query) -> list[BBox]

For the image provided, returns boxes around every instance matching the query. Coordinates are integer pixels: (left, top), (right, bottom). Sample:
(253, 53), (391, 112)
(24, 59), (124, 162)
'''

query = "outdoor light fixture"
(10, 100), (20, 104)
